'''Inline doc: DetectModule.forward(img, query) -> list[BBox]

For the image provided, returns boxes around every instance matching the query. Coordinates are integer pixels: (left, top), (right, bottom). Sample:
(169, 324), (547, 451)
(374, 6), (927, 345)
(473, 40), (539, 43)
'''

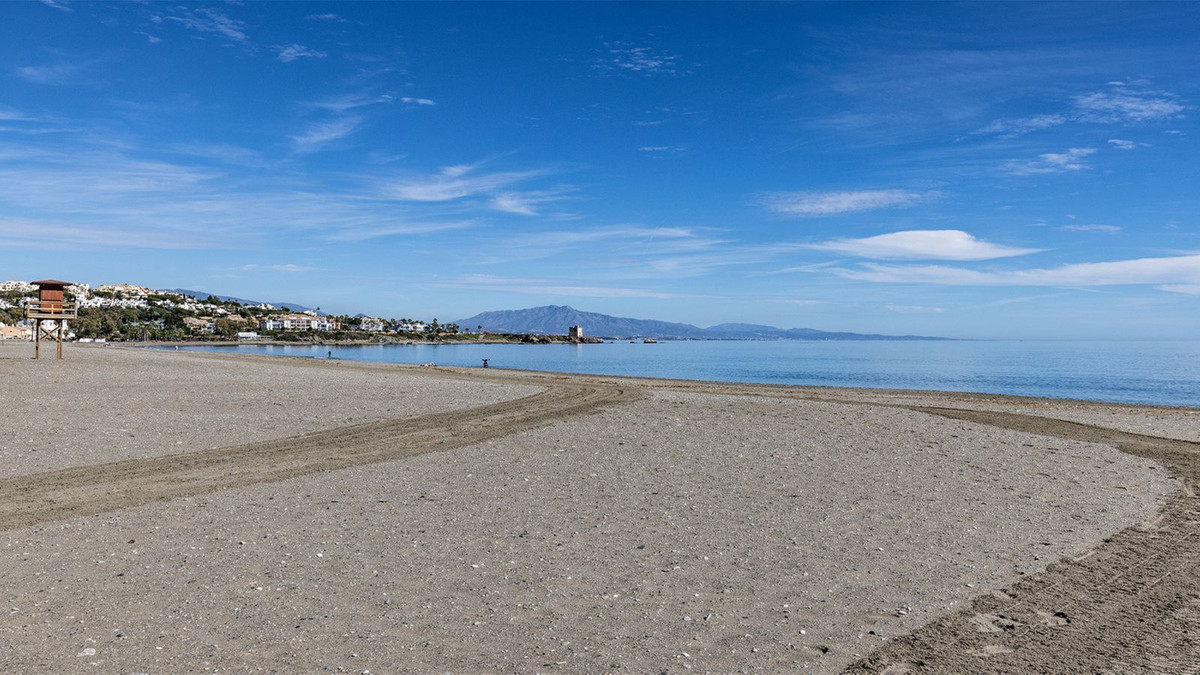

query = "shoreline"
(142, 342), (1200, 413)
(2, 342), (1197, 671)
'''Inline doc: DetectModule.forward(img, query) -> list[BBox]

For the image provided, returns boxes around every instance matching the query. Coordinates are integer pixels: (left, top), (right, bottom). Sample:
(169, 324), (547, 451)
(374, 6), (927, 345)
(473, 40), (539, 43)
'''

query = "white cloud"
(1004, 147), (1095, 175)
(15, 63), (82, 85)
(1074, 90), (1184, 123)
(833, 254), (1200, 289)
(240, 263), (323, 273)
(886, 304), (944, 314)
(400, 97), (436, 106)
(276, 44), (327, 63)
(1160, 284), (1200, 295)
(807, 230), (1040, 261)
(0, 145), (490, 250)
(596, 43), (682, 76)
(639, 145), (686, 153)
(1107, 139), (1144, 150)
(761, 189), (925, 217)
(975, 85), (1185, 140)
(307, 13), (348, 22)
(490, 191), (565, 216)
(312, 92), (394, 113)
(291, 116), (362, 153)
(0, 107), (31, 121)
(974, 114), (1066, 137)
(1062, 224), (1121, 233)
(323, 221), (475, 242)
(40, 0), (71, 11)
(382, 164), (549, 203)
(165, 8), (248, 43)
(0, 217), (211, 250)
(433, 274), (708, 299)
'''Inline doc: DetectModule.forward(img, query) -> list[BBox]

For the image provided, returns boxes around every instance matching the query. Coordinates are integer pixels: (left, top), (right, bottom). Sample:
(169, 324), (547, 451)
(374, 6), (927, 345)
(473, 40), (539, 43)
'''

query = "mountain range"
(456, 305), (947, 341)
(165, 289), (320, 314)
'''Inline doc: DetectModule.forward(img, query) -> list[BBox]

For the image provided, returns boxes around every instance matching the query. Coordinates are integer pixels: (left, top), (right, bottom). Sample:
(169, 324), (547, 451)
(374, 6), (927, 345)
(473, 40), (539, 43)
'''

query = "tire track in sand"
(0, 382), (644, 532)
(849, 407), (1200, 674)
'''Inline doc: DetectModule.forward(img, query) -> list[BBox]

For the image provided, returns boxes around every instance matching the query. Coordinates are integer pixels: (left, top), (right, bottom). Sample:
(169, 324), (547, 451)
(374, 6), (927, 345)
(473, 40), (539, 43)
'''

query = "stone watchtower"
(568, 325), (583, 342)
(27, 279), (76, 359)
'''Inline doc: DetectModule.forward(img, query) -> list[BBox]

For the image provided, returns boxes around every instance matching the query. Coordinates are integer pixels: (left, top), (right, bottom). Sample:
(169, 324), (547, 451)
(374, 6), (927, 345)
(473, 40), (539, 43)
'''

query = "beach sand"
(0, 342), (1195, 672)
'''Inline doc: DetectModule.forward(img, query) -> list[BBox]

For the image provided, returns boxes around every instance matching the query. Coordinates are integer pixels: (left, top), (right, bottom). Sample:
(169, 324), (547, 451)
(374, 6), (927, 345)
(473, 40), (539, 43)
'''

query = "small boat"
(643, 338), (658, 344)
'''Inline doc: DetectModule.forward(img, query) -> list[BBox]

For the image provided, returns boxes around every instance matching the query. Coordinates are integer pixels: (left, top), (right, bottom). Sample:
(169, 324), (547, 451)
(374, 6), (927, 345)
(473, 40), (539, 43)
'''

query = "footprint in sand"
(879, 662), (919, 674)
(969, 644), (1015, 657)
(1035, 609), (1071, 626)
(970, 612), (1021, 633)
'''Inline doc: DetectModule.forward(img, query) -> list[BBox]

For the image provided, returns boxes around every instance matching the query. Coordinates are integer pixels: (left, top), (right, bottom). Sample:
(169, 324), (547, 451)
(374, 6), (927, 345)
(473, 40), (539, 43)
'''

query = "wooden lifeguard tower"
(26, 279), (76, 360)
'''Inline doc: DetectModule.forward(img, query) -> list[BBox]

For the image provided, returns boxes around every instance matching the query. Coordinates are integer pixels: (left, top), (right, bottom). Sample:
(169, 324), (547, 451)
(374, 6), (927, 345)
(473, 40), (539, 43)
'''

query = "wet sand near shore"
(0, 343), (1195, 672)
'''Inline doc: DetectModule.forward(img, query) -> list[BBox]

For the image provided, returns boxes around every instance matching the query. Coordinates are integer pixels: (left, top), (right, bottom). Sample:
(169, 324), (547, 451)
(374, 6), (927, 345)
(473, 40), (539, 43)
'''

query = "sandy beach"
(1, 343), (1197, 672)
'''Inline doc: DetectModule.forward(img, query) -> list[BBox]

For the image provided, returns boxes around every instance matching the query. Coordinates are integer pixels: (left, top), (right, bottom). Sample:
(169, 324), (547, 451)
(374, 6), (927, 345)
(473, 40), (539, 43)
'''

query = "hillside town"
(0, 280), (462, 343)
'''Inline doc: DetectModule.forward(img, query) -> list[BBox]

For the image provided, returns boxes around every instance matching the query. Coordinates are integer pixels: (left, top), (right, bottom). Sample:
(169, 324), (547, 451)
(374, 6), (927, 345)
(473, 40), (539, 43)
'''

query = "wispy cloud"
(307, 13), (348, 23)
(276, 44), (327, 63)
(291, 116), (362, 153)
(400, 97), (436, 106)
(0, 217), (212, 250)
(322, 221), (475, 242)
(974, 114), (1066, 138)
(832, 254), (1200, 290)
(490, 191), (567, 216)
(1160, 285), (1200, 296)
(1062, 224), (1121, 233)
(1074, 89), (1184, 123)
(760, 189), (926, 217)
(240, 263), (323, 273)
(15, 62), (85, 86)
(807, 230), (1041, 260)
(886, 304), (944, 313)
(639, 145), (686, 153)
(39, 0), (71, 11)
(312, 92), (395, 113)
(976, 84), (1185, 138)
(1107, 138), (1144, 150)
(381, 162), (552, 206)
(0, 107), (33, 121)
(164, 8), (249, 43)
(474, 225), (730, 271)
(0, 144), (485, 249)
(432, 274), (710, 299)
(595, 42), (683, 76)
(1004, 147), (1095, 175)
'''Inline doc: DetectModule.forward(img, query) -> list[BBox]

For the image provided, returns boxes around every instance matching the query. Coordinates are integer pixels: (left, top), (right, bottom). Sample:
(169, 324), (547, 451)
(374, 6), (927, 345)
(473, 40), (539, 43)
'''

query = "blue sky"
(1, 1), (1198, 338)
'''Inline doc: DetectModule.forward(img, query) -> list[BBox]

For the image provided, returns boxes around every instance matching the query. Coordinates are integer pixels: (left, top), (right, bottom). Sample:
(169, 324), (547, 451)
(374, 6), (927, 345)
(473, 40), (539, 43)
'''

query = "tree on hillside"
(214, 318), (236, 338)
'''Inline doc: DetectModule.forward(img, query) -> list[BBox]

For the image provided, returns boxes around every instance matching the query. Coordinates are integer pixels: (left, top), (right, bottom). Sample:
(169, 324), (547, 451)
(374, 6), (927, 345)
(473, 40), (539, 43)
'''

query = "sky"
(1, 1), (1198, 339)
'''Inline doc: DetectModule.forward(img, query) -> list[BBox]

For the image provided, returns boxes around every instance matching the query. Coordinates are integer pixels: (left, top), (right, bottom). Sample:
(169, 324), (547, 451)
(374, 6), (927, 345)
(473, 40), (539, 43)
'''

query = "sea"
(170, 339), (1200, 408)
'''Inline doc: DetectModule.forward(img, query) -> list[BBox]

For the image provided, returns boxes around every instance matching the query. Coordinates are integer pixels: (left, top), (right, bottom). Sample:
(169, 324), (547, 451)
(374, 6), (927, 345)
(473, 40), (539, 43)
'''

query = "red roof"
(31, 279), (71, 286)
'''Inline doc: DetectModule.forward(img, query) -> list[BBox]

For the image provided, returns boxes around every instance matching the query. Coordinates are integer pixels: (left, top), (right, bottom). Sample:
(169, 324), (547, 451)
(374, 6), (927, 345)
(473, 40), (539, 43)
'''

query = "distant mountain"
(164, 289), (321, 314)
(457, 305), (947, 341)
(458, 305), (707, 338)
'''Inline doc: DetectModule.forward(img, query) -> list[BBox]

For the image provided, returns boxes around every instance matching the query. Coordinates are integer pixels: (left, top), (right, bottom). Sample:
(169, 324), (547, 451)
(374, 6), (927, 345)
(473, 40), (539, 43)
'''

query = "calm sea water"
(172, 340), (1200, 408)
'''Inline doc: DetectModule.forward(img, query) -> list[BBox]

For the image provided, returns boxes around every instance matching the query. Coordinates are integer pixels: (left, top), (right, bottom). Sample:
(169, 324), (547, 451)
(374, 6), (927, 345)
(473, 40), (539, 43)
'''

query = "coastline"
(1, 342), (1196, 672)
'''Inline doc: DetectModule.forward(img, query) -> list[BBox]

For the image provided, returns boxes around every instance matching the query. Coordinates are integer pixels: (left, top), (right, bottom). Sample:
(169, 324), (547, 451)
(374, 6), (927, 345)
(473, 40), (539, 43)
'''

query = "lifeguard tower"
(26, 279), (76, 360)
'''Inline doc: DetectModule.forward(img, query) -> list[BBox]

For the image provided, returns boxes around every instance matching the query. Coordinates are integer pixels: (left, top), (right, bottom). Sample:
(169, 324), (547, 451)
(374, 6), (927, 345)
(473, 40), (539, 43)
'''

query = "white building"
(0, 280), (35, 293)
